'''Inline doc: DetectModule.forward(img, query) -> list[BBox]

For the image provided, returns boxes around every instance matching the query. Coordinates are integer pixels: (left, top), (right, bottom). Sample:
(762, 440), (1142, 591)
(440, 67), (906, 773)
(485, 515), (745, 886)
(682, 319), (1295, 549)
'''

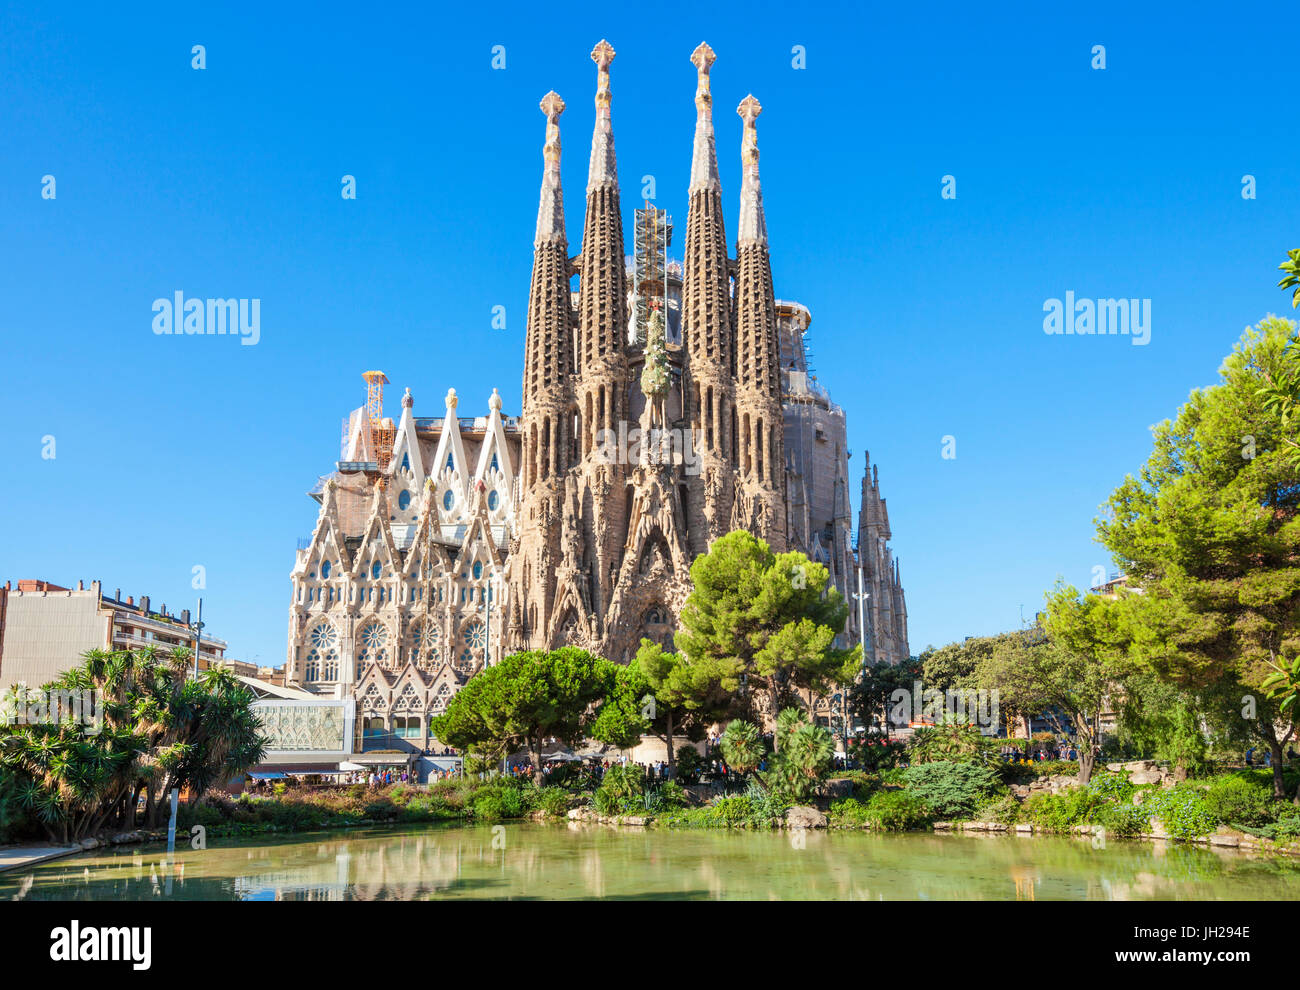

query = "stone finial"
(591, 38), (616, 71)
(535, 93), (566, 242)
(691, 42), (716, 114)
(738, 94), (762, 165)
(402, 386), (413, 409)
(587, 40), (618, 190)
(592, 39), (615, 112)
(489, 387), (503, 412)
(445, 387), (458, 412)
(737, 94), (768, 245)
(540, 91), (565, 163)
(689, 43), (721, 193)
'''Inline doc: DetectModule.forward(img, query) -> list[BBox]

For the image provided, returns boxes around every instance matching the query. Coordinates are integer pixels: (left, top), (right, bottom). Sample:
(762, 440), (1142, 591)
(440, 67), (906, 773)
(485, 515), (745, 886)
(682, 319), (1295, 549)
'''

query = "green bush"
(828, 797), (872, 827)
(973, 794), (1021, 825)
(1095, 801), (1151, 838)
(644, 780), (688, 813)
(533, 786), (571, 818)
(1086, 772), (1135, 804)
(593, 764), (646, 815)
(1145, 785), (1218, 840)
(901, 761), (1001, 819)
(1203, 774), (1275, 827)
(863, 790), (932, 831)
(1023, 788), (1104, 834)
(742, 781), (789, 823)
(708, 795), (760, 827)
(673, 746), (705, 784)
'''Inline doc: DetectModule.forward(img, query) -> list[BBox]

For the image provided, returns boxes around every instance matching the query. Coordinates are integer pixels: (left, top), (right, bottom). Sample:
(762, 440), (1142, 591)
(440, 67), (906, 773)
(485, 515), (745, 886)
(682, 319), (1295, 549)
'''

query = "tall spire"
(535, 91), (566, 244)
(576, 38), (628, 374)
(682, 42), (734, 501)
(734, 92), (779, 401)
(688, 42), (720, 192)
(587, 39), (618, 193)
(522, 91), (575, 487)
(737, 94), (768, 246)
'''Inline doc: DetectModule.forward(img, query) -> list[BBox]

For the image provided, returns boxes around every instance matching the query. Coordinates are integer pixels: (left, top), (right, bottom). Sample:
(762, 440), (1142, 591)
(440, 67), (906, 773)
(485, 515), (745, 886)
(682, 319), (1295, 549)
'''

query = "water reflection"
(3, 824), (1298, 901)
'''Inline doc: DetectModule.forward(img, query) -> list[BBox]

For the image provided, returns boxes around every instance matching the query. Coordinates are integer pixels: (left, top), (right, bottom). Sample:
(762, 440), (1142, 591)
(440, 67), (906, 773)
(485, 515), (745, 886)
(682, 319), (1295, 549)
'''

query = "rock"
(1209, 830), (1240, 848)
(1129, 770), (1164, 786)
(987, 822), (1009, 832)
(622, 815), (648, 827)
(932, 821), (954, 831)
(786, 805), (828, 829)
(1014, 824), (1034, 834)
(78, 838), (100, 850)
(816, 778), (855, 800)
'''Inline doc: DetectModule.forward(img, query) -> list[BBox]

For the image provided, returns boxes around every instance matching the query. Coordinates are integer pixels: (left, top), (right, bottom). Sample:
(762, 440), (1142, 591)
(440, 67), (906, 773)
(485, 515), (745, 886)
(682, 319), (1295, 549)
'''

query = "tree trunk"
(529, 734), (543, 786)
(665, 711), (676, 773)
(1258, 723), (1286, 799)
(1077, 745), (1095, 785)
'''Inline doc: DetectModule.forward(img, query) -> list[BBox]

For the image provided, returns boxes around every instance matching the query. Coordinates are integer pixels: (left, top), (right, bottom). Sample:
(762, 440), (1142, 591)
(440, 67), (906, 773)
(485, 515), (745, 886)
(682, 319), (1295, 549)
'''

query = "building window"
(443, 489), (455, 511)
(398, 490), (412, 511)
(357, 620), (391, 671)
(321, 560), (331, 579)
(304, 621), (338, 682)
(371, 561), (382, 580)
(472, 561), (483, 580)
(488, 489), (499, 511)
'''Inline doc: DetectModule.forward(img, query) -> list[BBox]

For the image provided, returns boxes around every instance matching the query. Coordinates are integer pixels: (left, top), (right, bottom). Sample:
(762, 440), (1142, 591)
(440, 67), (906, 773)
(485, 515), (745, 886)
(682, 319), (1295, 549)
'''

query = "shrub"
(1203, 774), (1275, 827)
(1145, 785), (1218, 840)
(708, 795), (760, 827)
(673, 746), (705, 785)
(901, 761), (1001, 819)
(742, 781), (789, 824)
(908, 723), (995, 765)
(863, 790), (932, 831)
(593, 764), (645, 815)
(828, 797), (872, 827)
(973, 794), (1021, 825)
(1095, 802), (1150, 838)
(849, 738), (907, 772)
(1023, 788), (1104, 833)
(533, 786), (571, 818)
(646, 780), (687, 813)
(1086, 772), (1135, 804)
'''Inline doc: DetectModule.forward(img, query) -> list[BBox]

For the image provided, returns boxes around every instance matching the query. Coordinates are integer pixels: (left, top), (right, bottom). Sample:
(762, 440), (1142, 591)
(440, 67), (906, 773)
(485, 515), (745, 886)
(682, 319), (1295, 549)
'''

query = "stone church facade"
(284, 41), (909, 750)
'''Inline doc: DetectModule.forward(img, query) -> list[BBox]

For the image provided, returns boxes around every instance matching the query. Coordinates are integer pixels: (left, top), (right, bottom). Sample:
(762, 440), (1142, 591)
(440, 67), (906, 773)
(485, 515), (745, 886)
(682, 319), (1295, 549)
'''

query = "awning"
(247, 772), (287, 780)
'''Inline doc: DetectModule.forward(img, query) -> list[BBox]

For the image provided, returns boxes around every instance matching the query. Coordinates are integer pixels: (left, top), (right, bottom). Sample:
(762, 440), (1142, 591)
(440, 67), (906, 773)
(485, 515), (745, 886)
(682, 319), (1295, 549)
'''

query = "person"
(1246, 747), (1255, 767)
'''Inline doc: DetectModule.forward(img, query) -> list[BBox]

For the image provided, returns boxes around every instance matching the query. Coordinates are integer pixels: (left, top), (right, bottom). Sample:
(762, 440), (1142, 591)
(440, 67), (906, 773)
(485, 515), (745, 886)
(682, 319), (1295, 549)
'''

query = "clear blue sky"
(2, 2), (1295, 665)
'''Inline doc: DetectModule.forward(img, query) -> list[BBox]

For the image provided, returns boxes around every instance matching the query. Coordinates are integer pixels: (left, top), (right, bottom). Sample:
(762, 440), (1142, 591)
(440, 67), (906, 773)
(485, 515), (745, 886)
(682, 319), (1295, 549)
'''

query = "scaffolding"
(362, 370), (395, 471)
(632, 204), (672, 346)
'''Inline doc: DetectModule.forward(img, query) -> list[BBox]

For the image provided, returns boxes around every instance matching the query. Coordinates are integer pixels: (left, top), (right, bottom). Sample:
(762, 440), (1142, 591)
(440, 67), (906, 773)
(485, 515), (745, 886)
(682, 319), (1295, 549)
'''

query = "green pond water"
(4, 823), (1300, 900)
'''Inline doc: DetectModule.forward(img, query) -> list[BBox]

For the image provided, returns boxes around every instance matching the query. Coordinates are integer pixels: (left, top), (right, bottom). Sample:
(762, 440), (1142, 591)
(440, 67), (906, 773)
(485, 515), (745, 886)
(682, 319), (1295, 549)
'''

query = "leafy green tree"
(848, 656), (921, 740)
(673, 530), (859, 720)
(719, 709), (834, 802)
(429, 647), (616, 781)
(921, 632), (1041, 737)
(1112, 672), (1208, 778)
(0, 647), (266, 841)
(1278, 248), (1300, 309)
(590, 641), (706, 773)
(1096, 317), (1300, 797)
(974, 595), (1117, 784)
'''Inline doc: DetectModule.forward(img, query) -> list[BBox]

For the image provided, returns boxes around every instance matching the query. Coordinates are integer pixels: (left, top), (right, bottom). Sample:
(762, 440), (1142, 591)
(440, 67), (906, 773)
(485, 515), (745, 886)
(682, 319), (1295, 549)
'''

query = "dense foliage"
(0, 647), (266, 842)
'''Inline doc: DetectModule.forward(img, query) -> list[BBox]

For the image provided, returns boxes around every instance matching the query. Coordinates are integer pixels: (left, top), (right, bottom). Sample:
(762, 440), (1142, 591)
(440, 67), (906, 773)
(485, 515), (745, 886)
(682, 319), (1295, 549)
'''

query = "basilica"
(284, 41), (909, 750)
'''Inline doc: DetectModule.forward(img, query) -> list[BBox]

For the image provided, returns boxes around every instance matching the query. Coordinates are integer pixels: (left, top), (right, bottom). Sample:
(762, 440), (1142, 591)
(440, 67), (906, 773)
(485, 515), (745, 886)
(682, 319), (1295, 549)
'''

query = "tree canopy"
(672, 530), (860, 719)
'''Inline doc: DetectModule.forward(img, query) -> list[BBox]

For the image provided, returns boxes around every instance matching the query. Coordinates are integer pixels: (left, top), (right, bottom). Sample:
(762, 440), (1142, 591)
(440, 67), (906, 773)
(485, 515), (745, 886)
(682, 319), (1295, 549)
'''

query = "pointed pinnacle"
(540, 91), (565, 120)
(591, 39), (616, 70)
